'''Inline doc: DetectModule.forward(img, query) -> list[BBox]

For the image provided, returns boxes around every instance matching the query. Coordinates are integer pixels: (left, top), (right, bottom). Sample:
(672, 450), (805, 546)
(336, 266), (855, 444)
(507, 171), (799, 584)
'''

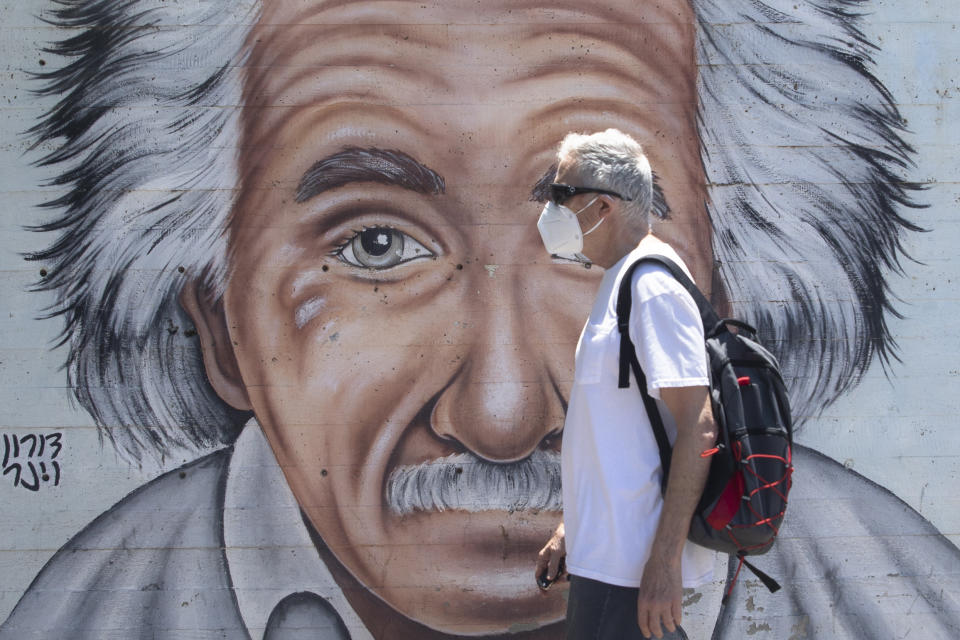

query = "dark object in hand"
(537, 557), (567, 590)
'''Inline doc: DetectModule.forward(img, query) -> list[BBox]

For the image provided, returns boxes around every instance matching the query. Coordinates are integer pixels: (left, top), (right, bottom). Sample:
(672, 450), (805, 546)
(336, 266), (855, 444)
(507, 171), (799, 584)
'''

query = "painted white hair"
(695, 0), (919, 420)
(31, 0), (920, 460)
(557, 129), (654, 233)
(31, 0), (257, 457)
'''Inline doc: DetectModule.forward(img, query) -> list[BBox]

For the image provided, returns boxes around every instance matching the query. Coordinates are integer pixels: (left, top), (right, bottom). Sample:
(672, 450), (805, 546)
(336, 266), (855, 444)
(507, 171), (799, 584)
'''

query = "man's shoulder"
(1, 448), (245, 639)
(630, 262), (685, 299)
(626, 262), (699, 321)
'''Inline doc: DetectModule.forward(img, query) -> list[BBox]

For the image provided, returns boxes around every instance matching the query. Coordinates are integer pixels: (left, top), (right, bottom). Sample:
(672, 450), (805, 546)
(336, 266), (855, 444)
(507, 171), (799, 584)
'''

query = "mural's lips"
(385, 448), (562, 515)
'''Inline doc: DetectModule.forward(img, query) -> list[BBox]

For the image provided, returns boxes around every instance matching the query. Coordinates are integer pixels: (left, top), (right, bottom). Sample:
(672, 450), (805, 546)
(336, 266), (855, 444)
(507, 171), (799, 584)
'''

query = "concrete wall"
(1, 1), (957, 638)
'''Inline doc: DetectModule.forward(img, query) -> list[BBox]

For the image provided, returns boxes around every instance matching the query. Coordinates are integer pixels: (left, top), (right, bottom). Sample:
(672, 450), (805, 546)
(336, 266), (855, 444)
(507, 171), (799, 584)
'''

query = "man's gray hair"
(557, 129), (654, 233)
(30, 0), (921, 460)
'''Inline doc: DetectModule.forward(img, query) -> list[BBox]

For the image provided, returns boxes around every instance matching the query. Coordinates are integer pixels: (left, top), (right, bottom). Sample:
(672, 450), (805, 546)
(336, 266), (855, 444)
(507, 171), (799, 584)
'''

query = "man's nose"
(429, 264), (565, 463)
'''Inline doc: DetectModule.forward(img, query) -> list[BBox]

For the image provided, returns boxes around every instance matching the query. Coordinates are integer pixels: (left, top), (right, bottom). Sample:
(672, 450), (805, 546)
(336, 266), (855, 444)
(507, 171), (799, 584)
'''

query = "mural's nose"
(429, 267), (563, 462)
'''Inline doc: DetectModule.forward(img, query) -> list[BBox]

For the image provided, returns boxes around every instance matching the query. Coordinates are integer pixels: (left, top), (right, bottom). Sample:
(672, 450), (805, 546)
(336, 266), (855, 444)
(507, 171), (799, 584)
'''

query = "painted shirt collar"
(223, 419), (374, 640)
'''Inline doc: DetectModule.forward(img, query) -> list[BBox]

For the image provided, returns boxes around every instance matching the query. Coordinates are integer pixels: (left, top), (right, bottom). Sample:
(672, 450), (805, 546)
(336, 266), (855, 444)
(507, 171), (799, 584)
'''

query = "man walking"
(536, 129), (718, 640)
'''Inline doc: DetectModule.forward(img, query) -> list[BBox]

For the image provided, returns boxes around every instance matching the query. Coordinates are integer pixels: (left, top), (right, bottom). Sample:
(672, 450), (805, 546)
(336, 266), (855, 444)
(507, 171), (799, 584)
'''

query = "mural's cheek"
(238, 274), (457, 470)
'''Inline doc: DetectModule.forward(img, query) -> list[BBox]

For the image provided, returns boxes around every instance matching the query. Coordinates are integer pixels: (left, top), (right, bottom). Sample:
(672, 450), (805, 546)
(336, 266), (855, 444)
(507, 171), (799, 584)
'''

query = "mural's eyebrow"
(529, 165), (558, 203)
(295, 147), (445, 203)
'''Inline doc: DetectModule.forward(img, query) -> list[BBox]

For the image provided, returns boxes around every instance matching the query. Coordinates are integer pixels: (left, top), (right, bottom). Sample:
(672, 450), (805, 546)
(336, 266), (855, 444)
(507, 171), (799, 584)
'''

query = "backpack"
(615, 254), (793, 600)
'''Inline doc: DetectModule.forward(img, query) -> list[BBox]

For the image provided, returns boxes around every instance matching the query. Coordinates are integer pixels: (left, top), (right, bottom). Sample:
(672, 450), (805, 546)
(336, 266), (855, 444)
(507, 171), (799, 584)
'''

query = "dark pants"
(566, 575), (689, 640)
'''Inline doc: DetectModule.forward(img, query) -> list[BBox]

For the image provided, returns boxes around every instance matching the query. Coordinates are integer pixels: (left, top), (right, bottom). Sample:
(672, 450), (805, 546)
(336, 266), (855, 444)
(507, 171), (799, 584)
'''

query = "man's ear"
(597, 194), (616, 218)
(180, 280), (252, 411)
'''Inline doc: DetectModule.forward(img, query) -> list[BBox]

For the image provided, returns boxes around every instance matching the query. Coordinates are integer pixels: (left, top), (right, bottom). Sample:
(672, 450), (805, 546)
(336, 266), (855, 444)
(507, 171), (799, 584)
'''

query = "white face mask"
(536, 197), (603, 259)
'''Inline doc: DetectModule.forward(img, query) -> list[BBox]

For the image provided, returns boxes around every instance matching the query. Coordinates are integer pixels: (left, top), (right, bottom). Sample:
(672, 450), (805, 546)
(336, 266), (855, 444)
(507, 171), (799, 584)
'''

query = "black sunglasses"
(548, 183), (632, 207)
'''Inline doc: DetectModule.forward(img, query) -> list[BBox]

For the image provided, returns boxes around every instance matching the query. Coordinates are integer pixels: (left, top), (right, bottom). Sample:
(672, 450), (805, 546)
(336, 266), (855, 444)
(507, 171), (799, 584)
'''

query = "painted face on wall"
(202, 0), (709, 634)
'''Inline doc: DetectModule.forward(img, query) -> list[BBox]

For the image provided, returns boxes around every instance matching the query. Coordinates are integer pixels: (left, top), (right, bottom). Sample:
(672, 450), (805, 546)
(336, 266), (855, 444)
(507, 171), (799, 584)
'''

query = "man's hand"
(535, 522), (566, 590)
(636, 554), (682, 638)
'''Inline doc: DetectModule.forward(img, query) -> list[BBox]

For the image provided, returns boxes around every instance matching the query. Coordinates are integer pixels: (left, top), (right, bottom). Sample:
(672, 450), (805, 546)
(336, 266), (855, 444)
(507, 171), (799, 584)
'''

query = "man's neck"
(592, 226), (652, 270)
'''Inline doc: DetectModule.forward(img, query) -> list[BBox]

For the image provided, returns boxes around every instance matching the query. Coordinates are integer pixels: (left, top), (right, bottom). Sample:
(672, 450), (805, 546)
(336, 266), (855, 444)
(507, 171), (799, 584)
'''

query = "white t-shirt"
(561, 238), (716, 588)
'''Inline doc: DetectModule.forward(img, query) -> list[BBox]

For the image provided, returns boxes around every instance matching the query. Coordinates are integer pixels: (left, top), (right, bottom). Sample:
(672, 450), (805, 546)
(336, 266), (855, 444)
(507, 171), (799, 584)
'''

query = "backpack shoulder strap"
(614, 254), (720, 490)
(614, 258), (650, 389)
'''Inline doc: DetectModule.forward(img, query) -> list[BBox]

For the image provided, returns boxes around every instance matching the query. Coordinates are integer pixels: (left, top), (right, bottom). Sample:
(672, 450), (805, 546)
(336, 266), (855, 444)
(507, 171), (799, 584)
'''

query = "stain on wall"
(0, 0), (958, 638)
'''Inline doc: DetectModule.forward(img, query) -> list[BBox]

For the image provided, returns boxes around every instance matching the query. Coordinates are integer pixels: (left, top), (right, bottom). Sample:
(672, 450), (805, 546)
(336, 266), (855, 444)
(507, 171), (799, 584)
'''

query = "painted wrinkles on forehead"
(237, 0), (699, 152)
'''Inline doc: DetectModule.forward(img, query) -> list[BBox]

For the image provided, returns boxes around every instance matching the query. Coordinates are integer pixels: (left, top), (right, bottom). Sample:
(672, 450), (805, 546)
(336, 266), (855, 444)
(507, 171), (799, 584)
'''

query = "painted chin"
(375, 512), (568, 634)
(317, 507), (567, 636)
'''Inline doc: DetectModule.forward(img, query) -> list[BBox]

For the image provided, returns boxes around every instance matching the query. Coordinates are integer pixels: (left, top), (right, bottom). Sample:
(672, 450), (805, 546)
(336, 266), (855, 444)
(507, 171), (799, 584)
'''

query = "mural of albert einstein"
(3, 0), (959, 638)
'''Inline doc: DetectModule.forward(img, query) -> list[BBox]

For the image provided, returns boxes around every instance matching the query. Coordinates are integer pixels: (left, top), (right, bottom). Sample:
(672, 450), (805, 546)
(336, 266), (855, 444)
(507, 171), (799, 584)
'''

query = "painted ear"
(179, 279), (252, 411)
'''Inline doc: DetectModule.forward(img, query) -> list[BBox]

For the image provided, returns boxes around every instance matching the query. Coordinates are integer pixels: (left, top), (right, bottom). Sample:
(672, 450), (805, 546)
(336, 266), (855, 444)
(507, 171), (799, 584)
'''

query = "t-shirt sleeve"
(627, 268), (709, 399)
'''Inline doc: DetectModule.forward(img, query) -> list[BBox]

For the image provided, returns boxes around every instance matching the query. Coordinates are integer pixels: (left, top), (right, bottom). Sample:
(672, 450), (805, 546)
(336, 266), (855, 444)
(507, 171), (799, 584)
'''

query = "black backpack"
(616, 255), (793, 599)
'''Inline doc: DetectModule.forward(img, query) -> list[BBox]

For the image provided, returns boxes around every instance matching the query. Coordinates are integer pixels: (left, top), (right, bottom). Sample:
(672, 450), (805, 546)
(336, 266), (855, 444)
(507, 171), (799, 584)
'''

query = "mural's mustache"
(385, 448), (563, 515)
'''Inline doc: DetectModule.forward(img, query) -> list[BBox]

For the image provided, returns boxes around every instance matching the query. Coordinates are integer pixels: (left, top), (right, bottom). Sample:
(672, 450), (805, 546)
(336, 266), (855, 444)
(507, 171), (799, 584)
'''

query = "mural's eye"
(336, 226), (434, 269)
